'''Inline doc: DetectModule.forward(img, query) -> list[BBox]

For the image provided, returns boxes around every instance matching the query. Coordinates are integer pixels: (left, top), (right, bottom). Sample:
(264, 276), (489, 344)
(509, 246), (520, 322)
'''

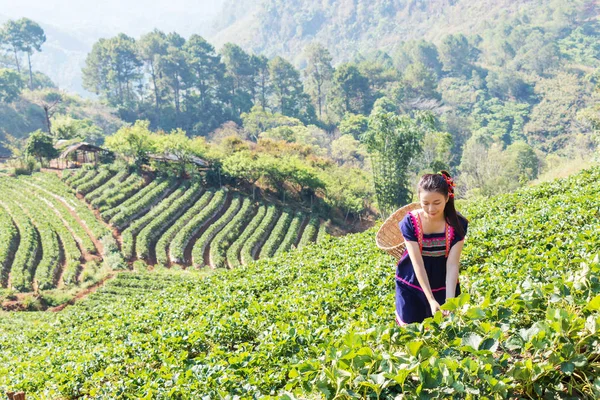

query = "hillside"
(1, 166), (599, 397)
(210, 0), (564, 63)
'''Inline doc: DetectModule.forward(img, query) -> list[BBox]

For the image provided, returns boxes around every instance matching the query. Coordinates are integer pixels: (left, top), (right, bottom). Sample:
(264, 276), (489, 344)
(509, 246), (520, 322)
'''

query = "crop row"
(75, 168), (114, 195)
(192, 195), (242, 267)
(85, 170), (128, 202)
(226, 204), (268, 269)
(241, 204), (279, 265)
(27, 173), (110, 241)
(274, 211), (304, 256)
(0, 188), (39, 292)
(259, 209), (293, 259)
(155, 190), (215, 266)
(95, 173), (146, 212)
(169, 190), (227, 264)
(120, 182), (188, 260)
(0, 206), (18, 286)
(209, 197), (255, 269)
(109, 180), (174, 229)
(136, 182), (203, 261)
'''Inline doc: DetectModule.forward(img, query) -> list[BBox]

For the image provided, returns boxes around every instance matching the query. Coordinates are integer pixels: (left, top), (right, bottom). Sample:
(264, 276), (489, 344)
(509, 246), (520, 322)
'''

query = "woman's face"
(418, 190), (448, 218)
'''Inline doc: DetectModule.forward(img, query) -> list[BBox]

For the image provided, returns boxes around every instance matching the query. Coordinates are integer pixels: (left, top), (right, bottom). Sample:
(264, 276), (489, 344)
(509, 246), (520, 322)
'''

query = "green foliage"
(2, 168), (599, 397)
(104, 120), (157, 166)
(0, 68), (24, 102)
(24, 129), (58, 165)
(363, 105), (433, 218)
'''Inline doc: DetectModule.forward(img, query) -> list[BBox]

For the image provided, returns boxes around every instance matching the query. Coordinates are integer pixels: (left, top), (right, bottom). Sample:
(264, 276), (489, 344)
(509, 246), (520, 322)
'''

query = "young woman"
(395, 171), (469, 325)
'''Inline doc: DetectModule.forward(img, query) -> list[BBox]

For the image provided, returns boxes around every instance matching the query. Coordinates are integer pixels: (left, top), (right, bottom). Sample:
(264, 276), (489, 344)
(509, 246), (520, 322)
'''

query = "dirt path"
(49, 272), (116, 312)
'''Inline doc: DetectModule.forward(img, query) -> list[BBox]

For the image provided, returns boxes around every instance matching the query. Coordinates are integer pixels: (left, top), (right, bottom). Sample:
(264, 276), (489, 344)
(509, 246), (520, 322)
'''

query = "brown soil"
(48, 272), (116, 312)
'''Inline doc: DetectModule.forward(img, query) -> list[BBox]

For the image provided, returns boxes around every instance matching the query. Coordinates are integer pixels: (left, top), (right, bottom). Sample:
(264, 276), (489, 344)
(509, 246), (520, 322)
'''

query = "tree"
(439, 34), (478, 77)
(0, 68), (24, 102)
(363, 100), (434, 218)
(250, 54), (270, 109)
(221, 43), (255, 115)
(51, 115), (104, 143)
(104, 120), (157, 166)
(303, 43), (334, 118)
(268, 56), (315, 123)
(330, 63), (371, 117)
(154, 129), (195, 176)
(25, 129), (58, 166)
(29, 90), (63, 135)
(17, 19), (46, 90)
(1, 19), (25, 74)
(82, 34), (143, 109)
(338, 113), (369, 140)
(138, 29), (168, 127)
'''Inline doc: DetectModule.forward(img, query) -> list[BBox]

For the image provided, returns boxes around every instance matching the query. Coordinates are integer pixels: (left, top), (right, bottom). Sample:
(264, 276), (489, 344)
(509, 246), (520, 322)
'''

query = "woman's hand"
(429, 299), (449, 317)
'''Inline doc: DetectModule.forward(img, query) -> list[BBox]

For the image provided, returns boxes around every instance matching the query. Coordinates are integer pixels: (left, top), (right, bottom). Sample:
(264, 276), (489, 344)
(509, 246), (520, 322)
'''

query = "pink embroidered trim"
(395, 276), (446, 292)
(395, 309), (407, 326)
(409, 211), (423, 253)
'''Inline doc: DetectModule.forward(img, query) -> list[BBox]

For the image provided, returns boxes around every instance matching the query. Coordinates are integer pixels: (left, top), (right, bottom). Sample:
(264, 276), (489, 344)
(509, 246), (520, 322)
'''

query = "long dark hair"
(417, 170), (466, 237)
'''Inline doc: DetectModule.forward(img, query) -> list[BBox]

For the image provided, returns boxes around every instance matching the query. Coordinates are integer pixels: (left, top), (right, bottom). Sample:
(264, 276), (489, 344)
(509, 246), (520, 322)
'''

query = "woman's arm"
(446, 240), (465, 299)
(405, 241), (436, 303)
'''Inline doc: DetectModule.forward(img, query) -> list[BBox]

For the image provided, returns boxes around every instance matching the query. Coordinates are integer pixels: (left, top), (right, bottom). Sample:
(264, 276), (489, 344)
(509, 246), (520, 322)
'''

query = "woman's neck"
(420, 210), (445, 224)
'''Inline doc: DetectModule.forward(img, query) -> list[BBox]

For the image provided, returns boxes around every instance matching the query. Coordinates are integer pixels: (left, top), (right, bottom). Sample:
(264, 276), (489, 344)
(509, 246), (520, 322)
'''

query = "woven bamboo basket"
(376, 202), (421, 259)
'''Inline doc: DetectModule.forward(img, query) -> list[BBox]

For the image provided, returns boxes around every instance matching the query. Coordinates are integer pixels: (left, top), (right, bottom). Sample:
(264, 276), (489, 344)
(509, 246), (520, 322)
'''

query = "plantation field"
(63, 166), (328, 269)
(0, 173), (113, 299)
(0, 168), (599, 398)
(0, 166), (329, 302)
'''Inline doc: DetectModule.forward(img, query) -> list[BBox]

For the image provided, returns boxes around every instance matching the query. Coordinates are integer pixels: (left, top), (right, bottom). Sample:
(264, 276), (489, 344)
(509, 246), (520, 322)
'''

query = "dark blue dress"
(394, 211), (468, 325)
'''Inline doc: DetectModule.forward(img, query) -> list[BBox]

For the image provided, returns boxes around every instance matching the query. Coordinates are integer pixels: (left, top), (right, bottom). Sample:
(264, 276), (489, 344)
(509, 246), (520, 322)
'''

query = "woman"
(395, 171), (468, 325)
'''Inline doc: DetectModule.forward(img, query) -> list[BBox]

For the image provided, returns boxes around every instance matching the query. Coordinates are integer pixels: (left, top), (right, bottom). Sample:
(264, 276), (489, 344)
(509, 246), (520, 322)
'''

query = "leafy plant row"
(274, 211), (304, 256)
(169, 189), (227, 264)
(227, 204), (268, 269)
(209, 197), (255, 269)
(120, 182), (187, 260)
(259, 209), (293, 259)
(155, 190), (215, 267)
(191, 194), (241, 268)
(100, 179), (162, 221)
(95, 173), (145, 212)
(75, 168), (114, 195)
(28, 173), (110, 242)
(0, 206), (18, 287)
(136, 182), (204, 261)
(85, 169), (128, 202)
(240, 204), (279, 265)
(297, 216), (320, 249)
(0, 187), (39, 292)
(109, 180), (174, 229)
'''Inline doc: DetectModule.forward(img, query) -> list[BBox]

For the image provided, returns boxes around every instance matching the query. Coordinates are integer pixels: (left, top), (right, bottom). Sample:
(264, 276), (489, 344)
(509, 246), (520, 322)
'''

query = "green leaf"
(586, 295), (600, 311)
(461, 333), (483, 350)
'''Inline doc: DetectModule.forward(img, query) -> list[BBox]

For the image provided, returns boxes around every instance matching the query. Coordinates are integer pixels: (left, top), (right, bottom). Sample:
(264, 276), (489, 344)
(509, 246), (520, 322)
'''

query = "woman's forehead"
(419, 191), (446, 201)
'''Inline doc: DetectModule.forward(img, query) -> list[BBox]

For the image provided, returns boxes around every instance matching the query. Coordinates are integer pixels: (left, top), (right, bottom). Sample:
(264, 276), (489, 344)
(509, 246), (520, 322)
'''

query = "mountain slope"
(209, 0), (557, 62)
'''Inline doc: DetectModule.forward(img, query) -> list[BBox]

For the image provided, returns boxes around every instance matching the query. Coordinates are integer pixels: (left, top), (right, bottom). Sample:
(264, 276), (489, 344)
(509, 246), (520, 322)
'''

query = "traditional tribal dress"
(394, 210), (468, 325)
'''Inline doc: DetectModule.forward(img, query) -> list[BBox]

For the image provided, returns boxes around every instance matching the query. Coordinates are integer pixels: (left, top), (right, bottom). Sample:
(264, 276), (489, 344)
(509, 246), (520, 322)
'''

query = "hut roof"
(148, 153), (210, 168)
(58, 142), (110, 159)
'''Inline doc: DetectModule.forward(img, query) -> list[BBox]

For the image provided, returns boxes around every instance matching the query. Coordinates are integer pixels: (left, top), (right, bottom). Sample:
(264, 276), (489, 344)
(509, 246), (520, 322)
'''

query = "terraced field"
(62, 165), (328, 269)
(0, 173), (112, 293)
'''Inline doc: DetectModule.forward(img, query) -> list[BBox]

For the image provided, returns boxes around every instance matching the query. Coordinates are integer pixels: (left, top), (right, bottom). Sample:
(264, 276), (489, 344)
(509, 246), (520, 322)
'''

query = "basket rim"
(376, 202), (421, 251)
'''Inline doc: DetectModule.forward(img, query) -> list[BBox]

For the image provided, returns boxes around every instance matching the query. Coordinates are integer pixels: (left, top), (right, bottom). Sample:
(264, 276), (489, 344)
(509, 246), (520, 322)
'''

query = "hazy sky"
(0, 0), (226, 39)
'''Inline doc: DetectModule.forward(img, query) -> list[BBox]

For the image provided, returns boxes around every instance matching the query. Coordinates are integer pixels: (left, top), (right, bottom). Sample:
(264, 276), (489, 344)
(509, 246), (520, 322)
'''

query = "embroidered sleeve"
(399, 213), (418, 242)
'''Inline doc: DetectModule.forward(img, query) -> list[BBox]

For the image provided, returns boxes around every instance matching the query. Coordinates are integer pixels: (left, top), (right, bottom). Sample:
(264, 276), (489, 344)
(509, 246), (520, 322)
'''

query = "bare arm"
(446, 240), (465, 299)
(405, 241), (435, 302)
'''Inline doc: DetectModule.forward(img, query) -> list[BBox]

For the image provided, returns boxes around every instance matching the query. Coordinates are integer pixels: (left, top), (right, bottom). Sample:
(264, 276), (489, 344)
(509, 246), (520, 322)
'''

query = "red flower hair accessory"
(441, 172), (455, 198)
